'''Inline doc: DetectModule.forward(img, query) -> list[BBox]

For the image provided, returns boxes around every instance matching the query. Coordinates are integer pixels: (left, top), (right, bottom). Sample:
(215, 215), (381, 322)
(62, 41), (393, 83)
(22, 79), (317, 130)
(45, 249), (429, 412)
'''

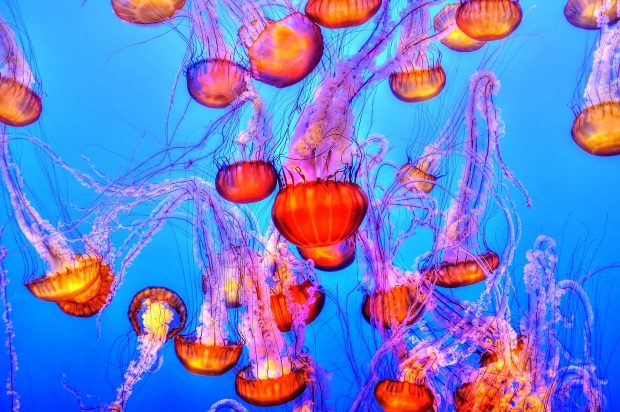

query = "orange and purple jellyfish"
(112, 287), (187, 409)
(297, 236), (356, 272)
(564, 0), (619, 30)
(0, 16), (41, 127)
(305, 0), (383, 29)
(455, 0), (522, 41)
(572, 24), (620, 155)
(112, 0), (186, 24)
(433, 4), (486, 52)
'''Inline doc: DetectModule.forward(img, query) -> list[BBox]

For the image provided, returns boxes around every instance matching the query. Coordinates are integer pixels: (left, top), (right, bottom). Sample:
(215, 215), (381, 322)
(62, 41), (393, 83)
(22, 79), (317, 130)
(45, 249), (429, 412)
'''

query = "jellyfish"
(111, 0), (186, 24)
(564, 0), (619, 30)
(374, 379), (434, 412)
(112, 287), (187, 409)
(0, 15), (41, 127)
(305, 0), (383, 29)
(297, 236), (356, 272)
(216, 160), (278, 203)
(185, 1), (248, 109)
(572, 24), (620, 155)
(433, 3), (486, 52)
(397, 162), (437, 194)
(455, 0), (522, 41)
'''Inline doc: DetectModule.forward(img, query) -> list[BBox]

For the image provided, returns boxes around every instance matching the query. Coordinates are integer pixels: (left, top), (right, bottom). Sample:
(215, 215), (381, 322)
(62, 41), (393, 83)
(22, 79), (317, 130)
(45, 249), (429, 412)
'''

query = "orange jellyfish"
(297, 236), (356, 271)
(112, 0), (186, 24)
(248, 12), (324, 88)
(564, 0), (619, 29)
(174, 335), (242, 376)
(305, 0), (382, 29)
(374, 380), (435, 412)
(272, 179), (369, 247)
(423, 251), (499, 288)
(215, 160), (278, 203)
(186, 59), (247, 109)
(114, 287), (186, 409)
(389, 55), (446, 103)
(270, 279), (326, 332)
(571, 101), (620, 156)
(362, 283), (425, 329)
(455, 0), (522, 41)
(56, 259), (115, 317)
(433, 4), (486, 52)
(235, 367), (307, 407)
(398, 163), (437, 194)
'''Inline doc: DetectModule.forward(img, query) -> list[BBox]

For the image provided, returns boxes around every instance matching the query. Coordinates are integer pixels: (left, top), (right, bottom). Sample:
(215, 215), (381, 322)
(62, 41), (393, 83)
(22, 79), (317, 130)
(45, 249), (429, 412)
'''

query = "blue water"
(1, 1), (619, 411)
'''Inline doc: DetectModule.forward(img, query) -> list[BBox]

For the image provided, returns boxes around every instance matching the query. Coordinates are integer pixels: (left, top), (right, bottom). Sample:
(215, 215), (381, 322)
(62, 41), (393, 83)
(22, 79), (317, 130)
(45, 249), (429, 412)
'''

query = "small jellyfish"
(174, 335), (242, 376)
(297, 236), (356, 272)
(305, 0), (382, 29)
(398, 162), (437, 194)
(270, 279), (326, 332)
(272, 178), (369, 247)
(362, 283), (425, 330)
(564, 0), (619, 30)
(389, 59), (447, 103)
(215, 160), (278, 203)
(113, 287), (186, 409)
(235, 367), (308, 407)
(423, 251), (499, 288)
(374, 380), (435, 412)
(248, 12), (324, 88)
(433, 4), (486, 52)
(455, 0), (522, 41)
(186, 59), (247, 109)
(112, 0), (186, 24)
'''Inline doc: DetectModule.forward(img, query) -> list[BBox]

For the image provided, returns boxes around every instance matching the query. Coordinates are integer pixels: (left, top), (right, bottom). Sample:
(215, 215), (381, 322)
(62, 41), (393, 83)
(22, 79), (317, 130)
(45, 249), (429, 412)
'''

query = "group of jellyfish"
(0, 0), (618, 411)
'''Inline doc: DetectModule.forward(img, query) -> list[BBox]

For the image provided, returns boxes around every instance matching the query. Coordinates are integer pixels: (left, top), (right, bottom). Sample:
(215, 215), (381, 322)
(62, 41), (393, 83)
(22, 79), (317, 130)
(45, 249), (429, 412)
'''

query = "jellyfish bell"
(269, 280), (325, 332)
(128, 287), (187, 340)
(423, 251), (499, 288)
(235, 366), (307, 407)
(272, 178), (369, 248)
(389, 58), (446, 103)
(25, 255), (109, 302)
(564, 0), (619, 29)
(0, 77), (42, 127)
(215, 160), (278, 203)
(398, 163), (437, 194)
(305, 0), (382, 29)
(186, 59), (247, 109)
(248, 12), (324, 88)
(433, 4), (486, 52)
(571, 101), (620, 156)
(455, 0), (522, 41)
(362, 284), (425, 330)
(297, 236), (356, 272)
(56, 263), (115, 317)
(374, 379), (435, 412)
(111, 0), (186, 24)
(174, 335), (242, 376)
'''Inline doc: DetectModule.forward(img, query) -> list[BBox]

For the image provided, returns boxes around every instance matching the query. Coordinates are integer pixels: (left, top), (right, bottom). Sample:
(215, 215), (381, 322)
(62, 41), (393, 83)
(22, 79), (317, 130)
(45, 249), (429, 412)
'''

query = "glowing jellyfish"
(564, 0), (619, 29)
(272, 179), (369, 247)
(235, 367), (308, 407)
(398, 163), (437, 194)
(572, 24), (620, 155)
(215, 160), (278, 203)
(362, 283), (425, 329)
(174, 336), (242, 376)
(186, 59), (247, 109)
(270, 279), (325, 332)
(113, 287), (186, 409)
(56, 258), (115, 317)
(297, 237), (356, 272)
(423, 251), (499, 288)
(433, 4), (486, 52)
(305, 0), (382, 29)
(112, 0), (186, 24)
(248, 12), (324, 88)
(455, 0), (522, 41)
(389, 59), (446, 103)
(0, 17), (42, 127)
(374, 380), (434, 412)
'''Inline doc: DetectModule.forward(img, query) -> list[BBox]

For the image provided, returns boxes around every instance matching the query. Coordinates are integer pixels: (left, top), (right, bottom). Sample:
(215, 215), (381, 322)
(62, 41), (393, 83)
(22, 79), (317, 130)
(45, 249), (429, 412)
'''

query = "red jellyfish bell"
(305, 0), (382, 29)
(564, 0), (619, 30)
(56, 262), (114, 317)
(0, 78), (42, 127)
(362, 284), (425, 329)
(374, 380), (435, 412)
(297, 236), (356, 272)
(235, 367), (307, 407)
(269, 280), (326, 332)
(174, 335), (242, 376)
(389, 57), (446, 103)
(112, 0), (186, 24)
(455, 0), (522, 41)
(186, 59), (247, 109)
(571, 102), (620, 156)
(424, 251), (500, 288)
(433, 4), (486, 52)
(215, 160), (278, 203)
(272, 179), (369, 247)
(249, 12), (324, 88)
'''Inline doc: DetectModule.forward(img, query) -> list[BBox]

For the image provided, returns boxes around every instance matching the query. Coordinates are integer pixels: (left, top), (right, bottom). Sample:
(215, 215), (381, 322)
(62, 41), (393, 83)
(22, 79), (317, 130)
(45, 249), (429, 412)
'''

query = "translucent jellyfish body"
(456, 0), (522, 41)
(564, 0), (619, 29)
(215, 160), (278, 203)
(571, 101), (620, 156)
(0, 77), (42, 127)
(305, 0), (382, 29)
(112, 0), (186, 24)
(186, 59), (247, 109)
(297, 237), (356, 271)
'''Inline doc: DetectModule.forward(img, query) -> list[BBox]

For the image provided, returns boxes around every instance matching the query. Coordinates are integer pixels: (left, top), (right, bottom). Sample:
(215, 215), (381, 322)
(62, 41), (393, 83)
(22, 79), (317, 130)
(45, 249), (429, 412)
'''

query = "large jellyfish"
(564, 0), (619, 30)
(455, 0), (523, 41)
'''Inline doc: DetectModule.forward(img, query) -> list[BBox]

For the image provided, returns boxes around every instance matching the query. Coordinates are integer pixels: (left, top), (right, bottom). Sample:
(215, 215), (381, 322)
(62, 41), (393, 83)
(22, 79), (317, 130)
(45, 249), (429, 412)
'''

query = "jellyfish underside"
(362, 284), (425, 329)
(270, 280), (325, 332)
(297, 237), (356, 271)
(374, 379), (435, 412)
(389, 64), (446, 103)
(174, 335), (242, 376)
(235, 367), (307, 407)
(434, 4), (486, 52)
(424, 251), (500, 288)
